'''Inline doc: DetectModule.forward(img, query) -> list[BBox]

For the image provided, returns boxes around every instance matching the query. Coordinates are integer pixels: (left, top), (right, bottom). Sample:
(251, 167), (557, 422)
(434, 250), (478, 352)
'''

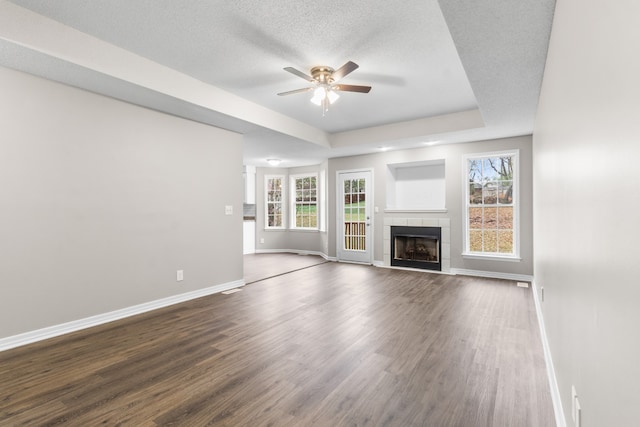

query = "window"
(464, 151), (519, 258)
(265, 175), (284, 229)
(290, 174), (318, 230)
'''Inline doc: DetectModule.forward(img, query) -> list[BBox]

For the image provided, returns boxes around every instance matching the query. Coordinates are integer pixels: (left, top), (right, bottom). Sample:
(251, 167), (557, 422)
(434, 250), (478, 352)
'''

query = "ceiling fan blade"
(277, 87), (313, 96)
(333, 84), (371, 93)
(283, 67), (314, 82)
(331, 61), (359, 81)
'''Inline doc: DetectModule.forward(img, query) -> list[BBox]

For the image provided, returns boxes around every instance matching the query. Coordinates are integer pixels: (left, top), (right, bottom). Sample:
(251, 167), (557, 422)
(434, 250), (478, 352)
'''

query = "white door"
(337, 170), (373, 263)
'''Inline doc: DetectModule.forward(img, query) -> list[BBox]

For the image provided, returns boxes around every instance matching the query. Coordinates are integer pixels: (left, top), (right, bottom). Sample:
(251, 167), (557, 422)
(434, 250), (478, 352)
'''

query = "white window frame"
(462, 150), (520, 261)
(319, 169), (327, 232)
(290, 173), (319, 231)
(264, 175), (285, 230)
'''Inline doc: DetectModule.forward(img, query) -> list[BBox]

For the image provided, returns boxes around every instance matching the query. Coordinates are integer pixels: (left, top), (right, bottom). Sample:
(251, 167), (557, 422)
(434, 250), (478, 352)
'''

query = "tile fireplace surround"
(383, 216), (451, 273)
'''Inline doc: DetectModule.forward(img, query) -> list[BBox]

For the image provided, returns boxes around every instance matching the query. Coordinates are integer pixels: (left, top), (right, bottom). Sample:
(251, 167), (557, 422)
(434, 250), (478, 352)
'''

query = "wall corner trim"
(531, 280), (567, 427)
(0, 279), (245, 353)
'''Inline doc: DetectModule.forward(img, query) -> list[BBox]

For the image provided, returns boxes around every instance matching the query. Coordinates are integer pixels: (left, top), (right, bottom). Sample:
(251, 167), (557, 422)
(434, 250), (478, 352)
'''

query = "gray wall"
(328, 135), (534, 276)
(255, 162), (328, 254)
(533, 0), (640, 425)
(0, 66), (244, 339)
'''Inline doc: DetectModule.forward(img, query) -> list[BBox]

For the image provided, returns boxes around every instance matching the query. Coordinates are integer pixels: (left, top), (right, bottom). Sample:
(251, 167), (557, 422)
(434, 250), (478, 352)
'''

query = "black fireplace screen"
(394, 235), (439, 263)
(391, 226), (441, 271)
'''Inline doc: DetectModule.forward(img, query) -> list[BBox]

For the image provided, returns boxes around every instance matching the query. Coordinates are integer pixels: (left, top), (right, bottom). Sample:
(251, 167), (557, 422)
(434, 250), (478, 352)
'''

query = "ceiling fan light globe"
(327, 90), (340, 104)
(310, 87), (326, 106)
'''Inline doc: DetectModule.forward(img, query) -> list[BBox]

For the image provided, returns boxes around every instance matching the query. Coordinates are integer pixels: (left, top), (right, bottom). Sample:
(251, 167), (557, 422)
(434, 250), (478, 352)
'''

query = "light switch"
(225, 205), (233, 215)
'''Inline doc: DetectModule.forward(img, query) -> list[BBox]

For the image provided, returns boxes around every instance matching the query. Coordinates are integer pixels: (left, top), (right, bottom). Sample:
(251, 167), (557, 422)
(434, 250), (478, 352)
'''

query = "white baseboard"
(254, 249), (334, 261)
(336, 259), (373, 265)
(450, 268), (534, 282)
(378, 265), (455, 275)
(531, 280), (566, 427)
(0, 279), (245, 353)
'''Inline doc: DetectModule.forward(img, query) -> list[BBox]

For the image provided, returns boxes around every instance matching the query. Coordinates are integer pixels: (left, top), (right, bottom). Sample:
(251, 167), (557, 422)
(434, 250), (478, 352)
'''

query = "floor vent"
(516, 282), (530, 288)
(222, 288), (243, 295)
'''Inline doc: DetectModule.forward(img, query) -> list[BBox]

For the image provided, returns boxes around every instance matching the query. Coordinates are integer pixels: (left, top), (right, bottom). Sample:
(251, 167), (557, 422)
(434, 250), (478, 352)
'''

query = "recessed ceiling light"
(378, 147), (390, 152)
(424, 141), (440, 146)
(267, 158), (281, 166)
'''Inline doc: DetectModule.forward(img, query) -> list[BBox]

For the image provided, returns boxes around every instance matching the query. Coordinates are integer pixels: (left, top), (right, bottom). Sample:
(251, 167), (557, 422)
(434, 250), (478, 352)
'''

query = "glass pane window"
(465, 152), (518, 256)
(291, 174), (318, 229)
(265, 176), (284, 228)
(344, 178), (366, 251)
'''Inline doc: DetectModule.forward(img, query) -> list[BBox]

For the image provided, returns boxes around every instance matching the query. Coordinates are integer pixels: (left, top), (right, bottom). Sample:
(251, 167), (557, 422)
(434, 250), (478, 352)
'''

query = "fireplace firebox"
(391, 226), (441, 271)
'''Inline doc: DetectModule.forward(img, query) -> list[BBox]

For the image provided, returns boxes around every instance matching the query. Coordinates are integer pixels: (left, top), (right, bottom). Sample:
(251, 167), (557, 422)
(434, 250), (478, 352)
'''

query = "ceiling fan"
(277, 61), (372, 115)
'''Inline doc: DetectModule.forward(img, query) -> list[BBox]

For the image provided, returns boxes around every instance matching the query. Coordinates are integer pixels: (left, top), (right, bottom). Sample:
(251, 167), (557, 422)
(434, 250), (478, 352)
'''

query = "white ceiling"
(0, 0), (555, 167)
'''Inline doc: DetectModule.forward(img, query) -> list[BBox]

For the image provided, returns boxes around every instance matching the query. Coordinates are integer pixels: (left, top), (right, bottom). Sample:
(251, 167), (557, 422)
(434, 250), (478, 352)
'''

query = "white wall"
(0, 67), (244, 339)
(533, 0), (640, 425)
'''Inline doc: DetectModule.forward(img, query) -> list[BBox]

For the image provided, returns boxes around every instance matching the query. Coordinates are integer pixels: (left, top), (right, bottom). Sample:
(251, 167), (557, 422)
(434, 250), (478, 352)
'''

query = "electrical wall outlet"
(260, 238), (265, 244)
(177, 269), (184, 282)
(225, 205), (233, 215)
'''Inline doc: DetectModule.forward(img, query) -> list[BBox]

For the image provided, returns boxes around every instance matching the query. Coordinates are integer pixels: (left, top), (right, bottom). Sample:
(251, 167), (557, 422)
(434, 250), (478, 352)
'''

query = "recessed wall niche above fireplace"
(386, 159), (445, 211)
(391, 226), (442, 271)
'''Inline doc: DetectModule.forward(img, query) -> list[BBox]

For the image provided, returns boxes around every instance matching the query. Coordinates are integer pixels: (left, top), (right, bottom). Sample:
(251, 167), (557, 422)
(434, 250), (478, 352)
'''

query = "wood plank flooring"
(0, 258), (555, 426)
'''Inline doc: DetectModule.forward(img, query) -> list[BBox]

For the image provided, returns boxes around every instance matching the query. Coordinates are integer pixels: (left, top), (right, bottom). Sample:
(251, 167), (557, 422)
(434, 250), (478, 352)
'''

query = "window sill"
(384, 208), (447, 213)
(263, 228), (321, 233)
(289, 228), (320, 233)
(461, 253), (521, 262)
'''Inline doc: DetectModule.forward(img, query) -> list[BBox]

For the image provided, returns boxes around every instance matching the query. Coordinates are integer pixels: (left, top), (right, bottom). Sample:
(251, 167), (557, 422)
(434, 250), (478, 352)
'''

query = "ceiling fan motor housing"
(310, 66), (335, 84)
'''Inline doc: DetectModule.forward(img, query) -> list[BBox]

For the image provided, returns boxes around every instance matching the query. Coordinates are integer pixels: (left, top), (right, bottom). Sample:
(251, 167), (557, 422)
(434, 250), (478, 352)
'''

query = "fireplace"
(391, 226), (441, 271)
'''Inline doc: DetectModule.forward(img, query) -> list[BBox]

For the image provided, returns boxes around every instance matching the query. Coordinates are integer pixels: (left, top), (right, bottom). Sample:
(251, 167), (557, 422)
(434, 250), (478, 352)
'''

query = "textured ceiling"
(0, 0), (556, 167)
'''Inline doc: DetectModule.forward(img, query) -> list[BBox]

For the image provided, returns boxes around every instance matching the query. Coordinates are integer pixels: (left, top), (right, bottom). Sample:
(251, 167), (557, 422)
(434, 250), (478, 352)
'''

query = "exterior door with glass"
(337, 170), (372, 263)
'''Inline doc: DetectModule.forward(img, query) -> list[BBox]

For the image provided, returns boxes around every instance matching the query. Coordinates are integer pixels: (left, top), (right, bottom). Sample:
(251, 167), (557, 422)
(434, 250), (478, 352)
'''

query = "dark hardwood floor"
(0, 258), (555, 426)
